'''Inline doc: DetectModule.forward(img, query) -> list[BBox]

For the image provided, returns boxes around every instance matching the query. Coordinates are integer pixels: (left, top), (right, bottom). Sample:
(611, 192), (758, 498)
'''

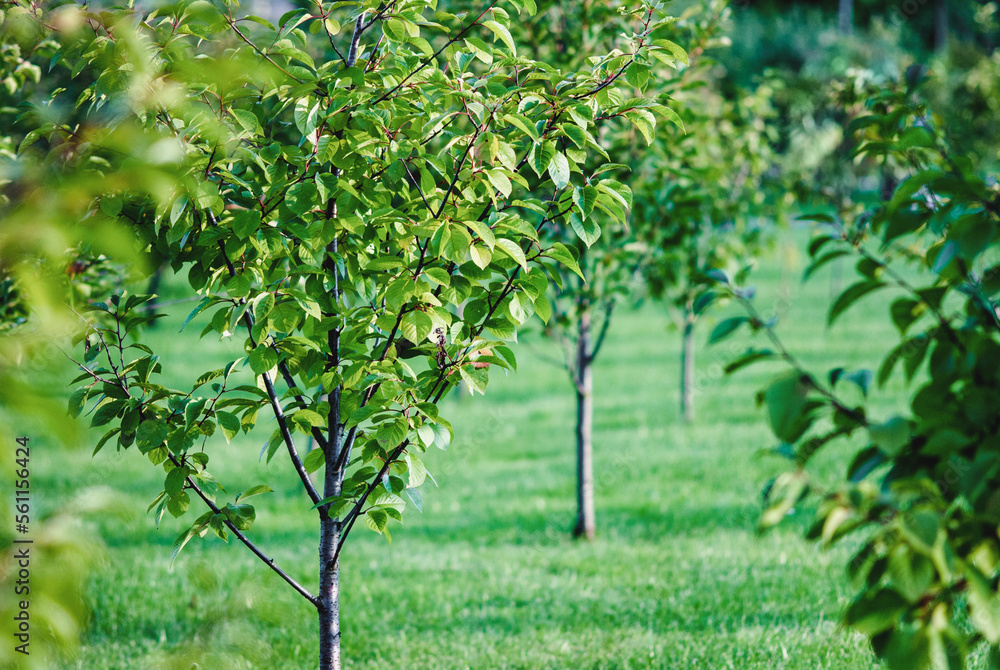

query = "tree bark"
(680, 299), (696, 424)
(573, 308), (595, 541)
(934, 0), (948, 53)
(317, 386), (342, 670)
(838, 0), (853, 36)
(318, 238), (343, 670)
(318, 512), (341, 670)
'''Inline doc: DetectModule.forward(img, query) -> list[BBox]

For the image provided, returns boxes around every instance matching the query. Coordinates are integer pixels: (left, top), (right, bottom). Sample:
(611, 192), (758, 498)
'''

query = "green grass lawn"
(30, 228), (910, 669)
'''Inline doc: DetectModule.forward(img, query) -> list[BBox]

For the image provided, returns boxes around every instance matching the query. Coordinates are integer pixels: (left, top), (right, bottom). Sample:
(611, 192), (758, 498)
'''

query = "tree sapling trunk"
(838, 0), (853, 35)
(680, 298), (696, 423)
(934, 0), (948, 53)
(573, 307), (595, 540)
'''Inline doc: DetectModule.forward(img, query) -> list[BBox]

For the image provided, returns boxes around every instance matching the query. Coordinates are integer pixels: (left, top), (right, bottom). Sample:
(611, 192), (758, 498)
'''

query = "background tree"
(630, 4), (783, 422)
(3, 0), (676, 667)
(480, 0), (684, 539)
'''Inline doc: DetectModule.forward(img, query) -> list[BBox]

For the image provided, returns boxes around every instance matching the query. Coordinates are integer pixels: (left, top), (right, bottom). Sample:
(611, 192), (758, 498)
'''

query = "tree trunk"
(318, 401), (342, 670)
(317, 514), (341, 670)
(318, 253), (343, 669)
(572, 309), (595, 541)
(680, 300), (696, 424)
(838, 0), (852, 35)
(934, 0), (948, 53)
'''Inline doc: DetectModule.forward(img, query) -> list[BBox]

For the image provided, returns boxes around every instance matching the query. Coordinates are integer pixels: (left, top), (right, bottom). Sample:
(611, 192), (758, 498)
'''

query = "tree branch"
(371, 0), (499, 106)
(328, 440), (409, 569)
(208, 225), (323, 507)
(170, 453), (319, 607)
(229, 18), (305, 84)
(588, 300), (615, 362)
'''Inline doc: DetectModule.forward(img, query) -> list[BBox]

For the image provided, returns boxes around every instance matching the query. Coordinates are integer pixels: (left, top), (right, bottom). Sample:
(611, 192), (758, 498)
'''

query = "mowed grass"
(30, 227), (911, 669)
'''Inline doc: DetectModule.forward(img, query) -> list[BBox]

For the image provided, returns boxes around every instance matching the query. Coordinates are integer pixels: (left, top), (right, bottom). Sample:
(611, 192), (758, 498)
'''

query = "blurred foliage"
(719, 70), (1000, 669)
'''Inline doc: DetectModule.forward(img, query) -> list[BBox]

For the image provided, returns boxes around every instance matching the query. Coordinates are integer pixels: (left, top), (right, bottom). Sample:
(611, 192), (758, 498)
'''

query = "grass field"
(26, 229), (910, 669)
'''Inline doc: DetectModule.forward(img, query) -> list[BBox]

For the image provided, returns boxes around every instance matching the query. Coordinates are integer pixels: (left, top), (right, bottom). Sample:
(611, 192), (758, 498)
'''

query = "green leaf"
(170, 527), (198, 567)
(91, 399), (125, 428)
(844, 588), (908, 636)
(231, 109), (261, 135)
(249, 345), (278, 374)
(232, 210), (262, 239)
(529, 140), (555, 177)
(534, 295), (552, 324)
(222, 483), (268, 505)
(494, 238), (528, 271)
(303, 448), (325, 474)
(470, 244), (492, 270)
(868, 417), (910, 457)
(286, 181), (318, 215)
(804, 250), (850, 281)
(384, 18), (406, 42)
(226, 274), (251, 299)
(652, 39), (688, 65)
(829, 281), (886, 326)
(217, 411), (242, 443)
(709, 317), (748, 344)
(764, 372), (812, 444)
(572, 185), (598, 219)
(547, 242), (584, 280)
(968, 566), (1000, 643)
(405, 452), (428, 488)
(459, 364), (488, 395)
(270, 301), (300, 332)
(364, 508), (389, 533)
(507, 292), (534, 324)
(548, 152), (570, 189)
(68, 388), (88, 418)
(294, 98), (319, 136)
(165, 467), (189, 496)
(136, 420), (169, 450)
(568, 213), (600, 246)
(482, 21), (516, 55)
(400, 310), (433, 344)
(505, 113), (539, 142)
(485, 170), (512, 198)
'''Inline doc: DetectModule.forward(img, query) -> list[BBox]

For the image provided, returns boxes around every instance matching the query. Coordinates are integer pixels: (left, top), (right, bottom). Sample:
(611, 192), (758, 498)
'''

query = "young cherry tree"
(630, 4), (783, 423)
(6, 0), (677, 666)
(500, 0), (687, 539)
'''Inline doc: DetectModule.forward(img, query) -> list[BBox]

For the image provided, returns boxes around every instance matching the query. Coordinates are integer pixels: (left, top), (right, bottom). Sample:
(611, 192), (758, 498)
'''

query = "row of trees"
(4, 0), (1000, 668)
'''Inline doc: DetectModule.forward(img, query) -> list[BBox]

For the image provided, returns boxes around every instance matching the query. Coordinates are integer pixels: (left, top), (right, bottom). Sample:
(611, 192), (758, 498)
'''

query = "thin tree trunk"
(573, 308), (595, 541)
(838, 0), (853, 35)
(318, 239), (342, 670)
(680, 299), (696, 424)
(317, 385), (343, 670)
(934, 0), (948, 53)
(318, 513), (341, 670)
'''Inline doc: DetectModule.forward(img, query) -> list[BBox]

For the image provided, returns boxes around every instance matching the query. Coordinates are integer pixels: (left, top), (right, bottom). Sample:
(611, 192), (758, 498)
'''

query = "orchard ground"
(32, 227), (913, 669)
